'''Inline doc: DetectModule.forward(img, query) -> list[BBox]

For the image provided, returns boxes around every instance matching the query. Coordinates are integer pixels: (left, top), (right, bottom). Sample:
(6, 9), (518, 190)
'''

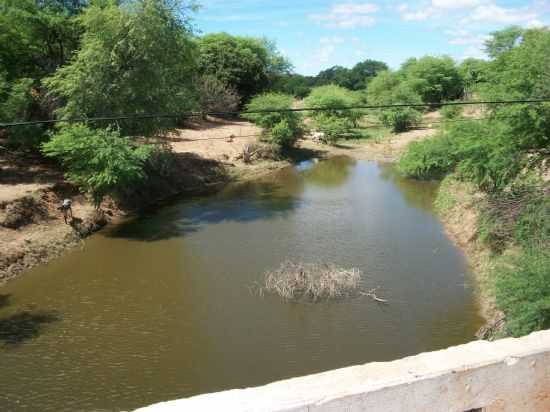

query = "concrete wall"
(135, 330), (550, 412)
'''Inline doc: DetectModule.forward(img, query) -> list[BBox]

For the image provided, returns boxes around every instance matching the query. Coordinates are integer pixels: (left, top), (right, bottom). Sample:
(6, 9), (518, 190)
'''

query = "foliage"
(45, 0), (198, 136)
(195, 75), (240, 116)
(484, 26), (524, 59)
(440, 104), (463, 120)
(304, 85), (362, 142)
(42, 124), (153, 205)
(0, 0), (85, 81)
(316, 59), (388, 90)
(495, 249), (550, 337)
(367, 71), (423, 132)
(197, 33), (291, 102)
(399, 120), (523, 190)
(272, 59), (388, 97)
(243, 92), (301, 147)
(271, 74), (316, 98)
(481, 28), (550, 152)
(270, 119), (295, 147)
(459, 58), (489, 94)
(400, 56), (463, 103)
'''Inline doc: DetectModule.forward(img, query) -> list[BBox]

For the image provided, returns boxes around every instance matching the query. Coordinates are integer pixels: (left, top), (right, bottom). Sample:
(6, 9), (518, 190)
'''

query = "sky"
(192, 0), (550, 75)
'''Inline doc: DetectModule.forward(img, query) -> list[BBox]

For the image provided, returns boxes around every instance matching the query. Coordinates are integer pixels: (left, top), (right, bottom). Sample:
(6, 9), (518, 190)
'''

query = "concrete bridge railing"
(135, 330), (550, 412)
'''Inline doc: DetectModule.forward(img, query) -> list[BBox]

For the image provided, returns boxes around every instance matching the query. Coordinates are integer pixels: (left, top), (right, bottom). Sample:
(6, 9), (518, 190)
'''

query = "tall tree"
(197, 33), (290, 102)
(484, 26), (524, 59)
(45, 0), (198, 135)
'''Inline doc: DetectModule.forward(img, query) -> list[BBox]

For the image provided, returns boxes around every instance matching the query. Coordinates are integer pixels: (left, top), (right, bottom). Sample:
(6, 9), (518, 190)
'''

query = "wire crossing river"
(0, 157), (483, 412)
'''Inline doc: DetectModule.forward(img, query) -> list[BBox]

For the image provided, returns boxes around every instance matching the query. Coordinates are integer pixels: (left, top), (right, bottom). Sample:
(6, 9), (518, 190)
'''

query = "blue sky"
(193, 0), (550, 75)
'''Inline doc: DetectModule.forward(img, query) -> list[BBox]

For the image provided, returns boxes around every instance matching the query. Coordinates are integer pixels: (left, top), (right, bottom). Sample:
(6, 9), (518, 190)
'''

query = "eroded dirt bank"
(1, 117), (436, 284)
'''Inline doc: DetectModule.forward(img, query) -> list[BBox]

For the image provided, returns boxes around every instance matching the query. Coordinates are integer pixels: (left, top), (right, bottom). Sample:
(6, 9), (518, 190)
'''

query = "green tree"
(459, 58), (489, 95)
(243, 92), (301, 147)
(484, 26), (524, 59)
(197, 33), (290, 102)
(367, 71), (423, 132)
(304, 85), (362, 142)
(0, 0), (86, 81)
(45, 0), (198, 136)
(400, 56), (463, 103)
(42, 123), (154, 205)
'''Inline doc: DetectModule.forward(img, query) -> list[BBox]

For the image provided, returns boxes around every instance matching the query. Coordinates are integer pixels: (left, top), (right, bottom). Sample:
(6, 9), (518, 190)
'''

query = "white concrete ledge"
(135, 330), (550, 412)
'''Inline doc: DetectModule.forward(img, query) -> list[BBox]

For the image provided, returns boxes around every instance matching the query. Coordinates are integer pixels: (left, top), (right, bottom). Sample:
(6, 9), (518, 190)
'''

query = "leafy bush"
(0, 76), (44, 148)
(495, 249), (550, 337)
(399, 120), (523, 190)
(515, 192), (550, 250)
(243, 92), (301, 147)
(400, 56), (464, 103)
(367, 72), (423, 132)
(399, 133), (457, 179)
(42, 124), (153, 205)
(304, 85), (362, 143)
(270, 119), (295, 147)
(441, 104), (463, 120)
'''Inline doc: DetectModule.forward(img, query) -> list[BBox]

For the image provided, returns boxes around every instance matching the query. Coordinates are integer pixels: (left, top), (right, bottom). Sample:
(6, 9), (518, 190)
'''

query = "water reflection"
(378, 163), (439, 212)
(303, 156), (356, 188)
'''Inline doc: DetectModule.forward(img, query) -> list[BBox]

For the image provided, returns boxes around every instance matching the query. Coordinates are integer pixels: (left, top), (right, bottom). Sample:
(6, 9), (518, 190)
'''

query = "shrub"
(260, 261), (362, 302)
(441, 104), (463, 120)
(243, 92), (301, 147)
(398, 133), (457, 179)
(367, 73), (423, 132)
(271, 119), (294, 147)
(379, 107), (422, 133)
(304, 85), (362, 143)
(196, 75), (240, 116)
(495, 249), (550, 337)
(399, 120), (523, 190)
(42, 124), (153, 205)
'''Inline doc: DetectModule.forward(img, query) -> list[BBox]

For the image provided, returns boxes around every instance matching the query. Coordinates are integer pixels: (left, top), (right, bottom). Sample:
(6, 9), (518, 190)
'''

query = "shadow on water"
(107, 179), (303, 242)
(0, 294), (11, 309)
(378, 163), (440, 212)
(0, 296), (61, 348)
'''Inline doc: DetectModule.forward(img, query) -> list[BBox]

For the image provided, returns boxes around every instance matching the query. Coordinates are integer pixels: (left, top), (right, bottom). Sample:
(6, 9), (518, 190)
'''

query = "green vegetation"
(42, 124), (153, 205)
(272, 59), (388, 98)
(243, 93), (302, 147)
(399, 26), (550, 338)
(367, 71), (422, 132)
(304, 85), (362, 142)
(197, 33), (291, 103)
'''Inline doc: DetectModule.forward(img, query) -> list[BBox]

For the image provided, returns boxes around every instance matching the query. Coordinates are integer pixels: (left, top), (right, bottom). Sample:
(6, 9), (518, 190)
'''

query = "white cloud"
(447, 31), (491, 46)
(464, 3), (537, 24)
(432, 0), (486, 10)
(320, 36), (345, 44)
(526, 19), (545, 28)
(309, 2), (379, 28)
(399, 0), (545, 26)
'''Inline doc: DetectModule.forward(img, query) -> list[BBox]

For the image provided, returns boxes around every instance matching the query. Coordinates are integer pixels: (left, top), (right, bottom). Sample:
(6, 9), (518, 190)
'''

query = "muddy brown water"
(0, 157), (483, 412)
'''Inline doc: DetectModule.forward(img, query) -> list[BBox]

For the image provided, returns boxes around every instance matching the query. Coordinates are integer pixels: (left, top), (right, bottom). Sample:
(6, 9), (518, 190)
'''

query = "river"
(0, 157), (482, 411)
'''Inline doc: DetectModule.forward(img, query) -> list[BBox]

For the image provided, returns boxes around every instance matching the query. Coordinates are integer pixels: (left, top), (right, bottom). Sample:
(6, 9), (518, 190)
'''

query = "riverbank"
(433, 177), (504, 338)
(0, 118), (436, 285)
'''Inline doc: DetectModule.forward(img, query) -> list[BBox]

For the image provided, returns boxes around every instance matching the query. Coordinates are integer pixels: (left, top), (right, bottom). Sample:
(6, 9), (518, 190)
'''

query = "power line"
(1, 98), (549, 128)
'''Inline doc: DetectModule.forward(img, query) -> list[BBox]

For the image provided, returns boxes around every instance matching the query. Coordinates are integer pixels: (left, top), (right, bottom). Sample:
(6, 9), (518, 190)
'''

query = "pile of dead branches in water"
(259, 261), (363, 302)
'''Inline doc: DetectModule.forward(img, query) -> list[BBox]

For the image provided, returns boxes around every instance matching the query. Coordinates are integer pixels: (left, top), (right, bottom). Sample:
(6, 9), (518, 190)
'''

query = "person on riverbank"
(58, 198), (73, 224)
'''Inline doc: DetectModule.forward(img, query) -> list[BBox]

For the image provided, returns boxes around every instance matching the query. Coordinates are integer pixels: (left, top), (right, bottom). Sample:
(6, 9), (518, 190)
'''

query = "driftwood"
(360, 288), (388, 304)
